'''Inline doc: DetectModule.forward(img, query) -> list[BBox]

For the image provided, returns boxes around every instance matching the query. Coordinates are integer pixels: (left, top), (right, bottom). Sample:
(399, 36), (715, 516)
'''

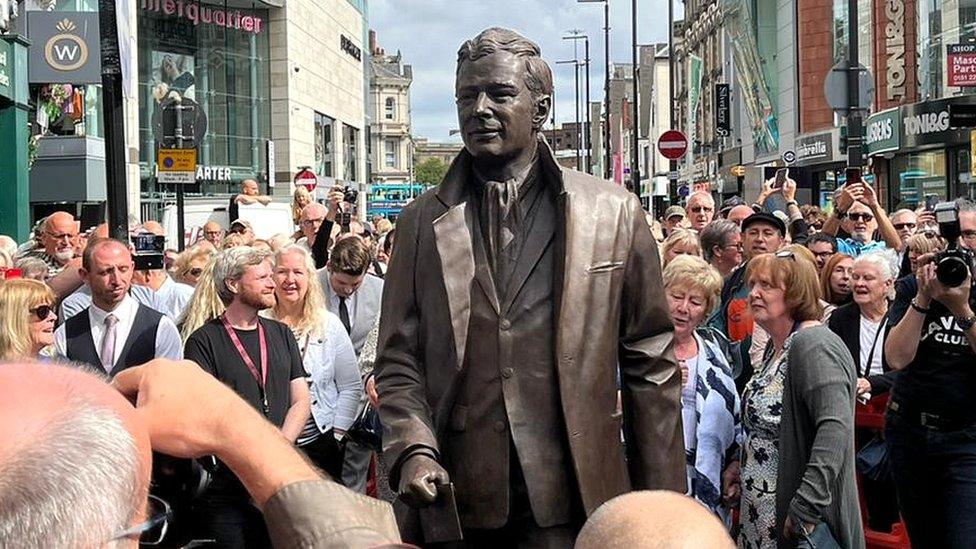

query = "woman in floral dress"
(735, 249), (864, 549)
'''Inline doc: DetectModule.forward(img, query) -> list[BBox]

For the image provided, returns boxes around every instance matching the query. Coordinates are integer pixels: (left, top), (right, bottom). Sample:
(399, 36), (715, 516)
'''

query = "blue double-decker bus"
(368, 183), (427, 220)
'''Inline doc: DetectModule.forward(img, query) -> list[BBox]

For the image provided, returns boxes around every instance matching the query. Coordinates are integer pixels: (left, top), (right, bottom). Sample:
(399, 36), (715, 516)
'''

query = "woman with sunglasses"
(0, 279), (58, 360)
(265, 244), (362, 478)
(735, 250), (863, 548)
(172, 246), (212, 287)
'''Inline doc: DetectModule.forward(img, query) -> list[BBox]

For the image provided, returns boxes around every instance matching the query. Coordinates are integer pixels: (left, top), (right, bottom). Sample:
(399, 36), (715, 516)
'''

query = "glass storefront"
(137, 1), (272, 196)
(832, 0), (874, 75)
(890, 150), (947, 208)
(918, 0), (976, 100)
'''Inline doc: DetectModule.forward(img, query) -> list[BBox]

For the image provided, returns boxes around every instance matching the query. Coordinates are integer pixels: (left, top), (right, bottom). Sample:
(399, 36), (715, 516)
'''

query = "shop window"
(385, 97), (396, 120)
(315, 112), (335, 178)
(891, 150), (947, 208)
(386, 139), (398, 168)
(344, 124), (359, 183)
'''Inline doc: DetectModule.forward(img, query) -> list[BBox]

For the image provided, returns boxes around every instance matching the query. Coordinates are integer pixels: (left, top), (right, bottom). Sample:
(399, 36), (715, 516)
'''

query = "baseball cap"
(229, 219), (253, 232)
(741, 212), (786, 236)
(665, 205), (686, 220)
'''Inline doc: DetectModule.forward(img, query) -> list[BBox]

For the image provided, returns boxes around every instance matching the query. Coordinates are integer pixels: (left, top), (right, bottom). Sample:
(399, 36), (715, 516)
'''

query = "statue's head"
(455, 28), (553, 164)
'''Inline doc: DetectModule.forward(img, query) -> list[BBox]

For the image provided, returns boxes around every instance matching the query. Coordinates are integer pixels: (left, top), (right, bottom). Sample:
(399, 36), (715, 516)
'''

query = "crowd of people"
(1, 167), (972, 548)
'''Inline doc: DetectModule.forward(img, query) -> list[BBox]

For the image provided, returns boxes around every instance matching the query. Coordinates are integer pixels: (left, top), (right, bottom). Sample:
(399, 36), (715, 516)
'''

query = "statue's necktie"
(484, 179), (520, 288)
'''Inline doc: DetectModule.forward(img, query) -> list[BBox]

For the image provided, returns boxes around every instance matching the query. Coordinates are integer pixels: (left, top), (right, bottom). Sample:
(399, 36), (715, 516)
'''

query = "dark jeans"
(300, 429), (346, 480)
(191, 484), (270, 548)
(886, 409), (976, 548)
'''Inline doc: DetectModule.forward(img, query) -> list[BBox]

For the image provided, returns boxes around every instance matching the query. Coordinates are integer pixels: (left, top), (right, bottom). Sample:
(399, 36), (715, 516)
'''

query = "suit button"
(500, 319), (511, 330)
(494, 420), (506, 433)
(501, 367), (514, 378)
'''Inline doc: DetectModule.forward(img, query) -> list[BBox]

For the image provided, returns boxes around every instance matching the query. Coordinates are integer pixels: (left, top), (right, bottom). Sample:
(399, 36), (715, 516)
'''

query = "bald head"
(301, 202), (328, 241)
(41, 211), (79, 263)
(141, 221), (165, 236)
(0, 362), (150, 547)
(727, 205), (754, 226)
(92, 223), (110, 240)
(575, 491), (735, 549)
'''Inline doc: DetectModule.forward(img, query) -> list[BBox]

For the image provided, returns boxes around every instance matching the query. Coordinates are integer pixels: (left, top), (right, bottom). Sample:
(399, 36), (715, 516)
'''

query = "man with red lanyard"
(184, 246), (310, 547)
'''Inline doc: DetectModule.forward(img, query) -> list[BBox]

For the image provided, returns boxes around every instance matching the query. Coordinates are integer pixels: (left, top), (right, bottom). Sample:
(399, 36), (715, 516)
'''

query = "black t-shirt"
(889, 275), (976, 423)
(184, 317), (304, 428)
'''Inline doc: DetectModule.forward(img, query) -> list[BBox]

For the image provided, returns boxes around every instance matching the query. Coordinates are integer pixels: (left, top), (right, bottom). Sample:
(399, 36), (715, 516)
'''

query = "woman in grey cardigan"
(736, 249), (864, 549)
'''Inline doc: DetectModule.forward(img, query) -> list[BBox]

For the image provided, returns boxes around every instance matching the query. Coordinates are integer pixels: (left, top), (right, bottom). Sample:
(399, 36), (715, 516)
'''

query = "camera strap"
(220, 315), (269, 416)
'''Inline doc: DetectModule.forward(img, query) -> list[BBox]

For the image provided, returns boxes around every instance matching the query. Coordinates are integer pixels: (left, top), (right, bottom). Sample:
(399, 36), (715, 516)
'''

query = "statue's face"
(456, 51), (539, 163)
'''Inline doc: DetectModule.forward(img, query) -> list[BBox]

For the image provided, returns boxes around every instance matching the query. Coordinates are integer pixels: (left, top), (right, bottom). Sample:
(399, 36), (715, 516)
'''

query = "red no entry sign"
(658, 130), (688, 160)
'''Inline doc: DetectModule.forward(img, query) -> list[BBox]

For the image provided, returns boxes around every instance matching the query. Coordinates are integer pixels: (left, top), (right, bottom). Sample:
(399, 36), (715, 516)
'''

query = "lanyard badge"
(221, 316), (270, 416)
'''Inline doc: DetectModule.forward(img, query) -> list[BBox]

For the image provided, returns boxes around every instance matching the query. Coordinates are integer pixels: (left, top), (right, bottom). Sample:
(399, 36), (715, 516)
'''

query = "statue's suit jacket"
(375, 142), (685, 530)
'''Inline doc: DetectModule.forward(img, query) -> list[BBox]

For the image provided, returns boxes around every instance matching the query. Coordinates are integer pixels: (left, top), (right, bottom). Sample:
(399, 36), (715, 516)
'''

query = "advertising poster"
(150, 50), (196, 103)
(948, 44), (976, 87)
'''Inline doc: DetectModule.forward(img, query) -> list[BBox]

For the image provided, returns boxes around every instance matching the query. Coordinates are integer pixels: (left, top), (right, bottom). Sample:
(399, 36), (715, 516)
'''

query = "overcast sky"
(369, 0), (679, 142)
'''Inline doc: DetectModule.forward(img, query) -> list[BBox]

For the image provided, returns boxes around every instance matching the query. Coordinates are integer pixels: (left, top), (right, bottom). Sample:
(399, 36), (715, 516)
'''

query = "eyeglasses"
(45, 231), (77, 241)
(690, 206), (713, 214)
(893, 222), (916, 231)
(203, 230), (223, 237)
(188, 268), (203, 277)
(774, 250), (796, 261)
(812, 250), (834, 259)
(963, 230), (976, 241)
(110, 494), (172, 546)
(847, 213), (875, 222)
(300, 218), (325, 227)
(29, 304), (55, 321)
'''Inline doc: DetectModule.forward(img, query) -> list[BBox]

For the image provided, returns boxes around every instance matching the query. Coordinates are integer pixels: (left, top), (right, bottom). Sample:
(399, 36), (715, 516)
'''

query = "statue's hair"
(456, 27), (553, 100)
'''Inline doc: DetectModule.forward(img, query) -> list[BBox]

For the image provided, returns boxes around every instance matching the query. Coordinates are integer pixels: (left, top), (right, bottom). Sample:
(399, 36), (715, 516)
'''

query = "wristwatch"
(957, 312), (976, 331)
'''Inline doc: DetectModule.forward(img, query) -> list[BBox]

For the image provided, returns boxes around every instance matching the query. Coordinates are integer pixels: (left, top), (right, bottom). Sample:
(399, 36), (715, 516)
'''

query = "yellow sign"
(971, 130), (976, 178)
(731, 165), (747, 177)
(157, 148), (198, 172)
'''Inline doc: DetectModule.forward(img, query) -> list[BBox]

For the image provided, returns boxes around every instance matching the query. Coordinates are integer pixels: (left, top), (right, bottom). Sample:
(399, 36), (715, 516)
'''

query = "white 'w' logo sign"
(53, 44), (79, 61)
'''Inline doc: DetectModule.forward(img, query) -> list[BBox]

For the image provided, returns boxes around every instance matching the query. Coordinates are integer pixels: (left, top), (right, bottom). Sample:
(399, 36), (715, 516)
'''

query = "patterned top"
(18, 248), (67, 277)
(738, 333), (795, 548)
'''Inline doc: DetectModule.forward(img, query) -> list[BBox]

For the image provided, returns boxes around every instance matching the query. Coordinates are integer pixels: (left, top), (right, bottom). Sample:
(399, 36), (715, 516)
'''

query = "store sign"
(341, 35), (362, 61)
(196, 165), (232, 181)
(947, 44), (976, 87)
(901, 96), (976, 149)
(28, 12), (101, 84)
(865, 108), (901, 154)
(715, 83), (731, 136)
(883, 0), (906, 101)
(140, 0), (266, 34)
(795, 131), (834, 165)
(0, 40), (11, 101)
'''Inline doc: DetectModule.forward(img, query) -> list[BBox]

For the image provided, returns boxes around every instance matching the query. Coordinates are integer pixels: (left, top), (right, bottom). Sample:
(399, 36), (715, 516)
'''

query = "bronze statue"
(374, 27), (685, 546)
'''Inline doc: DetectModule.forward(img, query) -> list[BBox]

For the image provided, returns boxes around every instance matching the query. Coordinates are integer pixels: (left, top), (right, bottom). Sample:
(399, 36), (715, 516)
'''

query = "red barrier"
(856, 395), (911, 549)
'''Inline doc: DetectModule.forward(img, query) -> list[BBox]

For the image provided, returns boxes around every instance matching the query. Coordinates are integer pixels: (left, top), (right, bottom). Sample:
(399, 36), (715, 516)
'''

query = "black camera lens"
(937, 254), (970, 287)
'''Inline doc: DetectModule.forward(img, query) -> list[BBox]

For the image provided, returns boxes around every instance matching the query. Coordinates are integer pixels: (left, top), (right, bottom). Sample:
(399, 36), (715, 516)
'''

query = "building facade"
(367, 30), (412, 185)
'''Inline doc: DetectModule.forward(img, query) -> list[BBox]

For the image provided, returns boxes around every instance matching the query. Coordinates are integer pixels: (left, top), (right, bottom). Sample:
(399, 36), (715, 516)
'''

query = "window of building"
(385, 97), (396, 120)
(314, 112), (335, 178)
(890, 150), (947, 208)
(386, 139), (398, 168)
(343, 124), (359, 182)
(832, 0), (874, 79)
(917, 1), (976, 100)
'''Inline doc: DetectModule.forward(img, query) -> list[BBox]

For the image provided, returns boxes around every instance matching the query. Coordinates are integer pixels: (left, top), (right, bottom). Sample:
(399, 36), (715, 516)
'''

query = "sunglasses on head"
(847, 212), (874, 222)
(30, 304), (54, 321)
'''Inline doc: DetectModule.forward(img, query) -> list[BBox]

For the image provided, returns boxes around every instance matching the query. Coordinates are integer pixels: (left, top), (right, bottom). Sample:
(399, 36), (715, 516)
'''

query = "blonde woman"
(172, 246), (212, 287)
(661, 228), (702, 267)
(0, 279), (58, 360)
(179, 258), (225, 342)
(265, 244), (362, 478)
(292, 186), (312, 227)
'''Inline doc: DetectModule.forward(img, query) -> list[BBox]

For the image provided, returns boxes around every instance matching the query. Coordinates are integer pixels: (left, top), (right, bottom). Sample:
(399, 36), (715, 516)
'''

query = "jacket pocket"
(588, 260), (625, 274)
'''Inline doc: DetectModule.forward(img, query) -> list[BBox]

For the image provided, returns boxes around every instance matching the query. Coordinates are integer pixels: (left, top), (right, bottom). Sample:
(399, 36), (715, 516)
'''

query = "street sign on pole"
(824, 61), (874, 112)
(658, 130), (688, 160)
(731, 165), (747, 177)
(157, 148), (197, 184)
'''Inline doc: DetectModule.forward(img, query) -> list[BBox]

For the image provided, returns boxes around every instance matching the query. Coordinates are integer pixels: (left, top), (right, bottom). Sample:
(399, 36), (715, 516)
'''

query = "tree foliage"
(414, 157), (449, 186)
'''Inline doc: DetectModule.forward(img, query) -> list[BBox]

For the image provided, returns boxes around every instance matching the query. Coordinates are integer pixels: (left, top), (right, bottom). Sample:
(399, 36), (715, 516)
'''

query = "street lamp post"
(578, 0), (610, 179)
(97, 0), (129, 240)
(630, 0), (640, 199)
(556, 59), (583, 171)
(564, 32), (592, 174)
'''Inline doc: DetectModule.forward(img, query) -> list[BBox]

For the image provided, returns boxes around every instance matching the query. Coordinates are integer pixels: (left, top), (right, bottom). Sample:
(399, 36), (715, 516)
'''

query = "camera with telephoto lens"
(933, 201), (976, 287)
(343, 186), (359, 204)
(131, 234), (166, 271)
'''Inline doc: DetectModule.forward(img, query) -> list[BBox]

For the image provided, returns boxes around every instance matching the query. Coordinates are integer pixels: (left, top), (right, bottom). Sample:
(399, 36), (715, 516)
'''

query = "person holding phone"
(822, 172), (902, 257)
(753, 170), (813, 246)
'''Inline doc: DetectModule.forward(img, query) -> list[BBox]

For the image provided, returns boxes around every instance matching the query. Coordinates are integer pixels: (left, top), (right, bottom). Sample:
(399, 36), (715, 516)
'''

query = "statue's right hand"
(398, 454), (450, 507)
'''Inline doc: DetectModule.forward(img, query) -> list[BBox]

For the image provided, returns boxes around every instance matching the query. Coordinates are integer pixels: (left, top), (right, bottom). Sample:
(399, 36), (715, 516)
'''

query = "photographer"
(884, 198), (976, 547)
